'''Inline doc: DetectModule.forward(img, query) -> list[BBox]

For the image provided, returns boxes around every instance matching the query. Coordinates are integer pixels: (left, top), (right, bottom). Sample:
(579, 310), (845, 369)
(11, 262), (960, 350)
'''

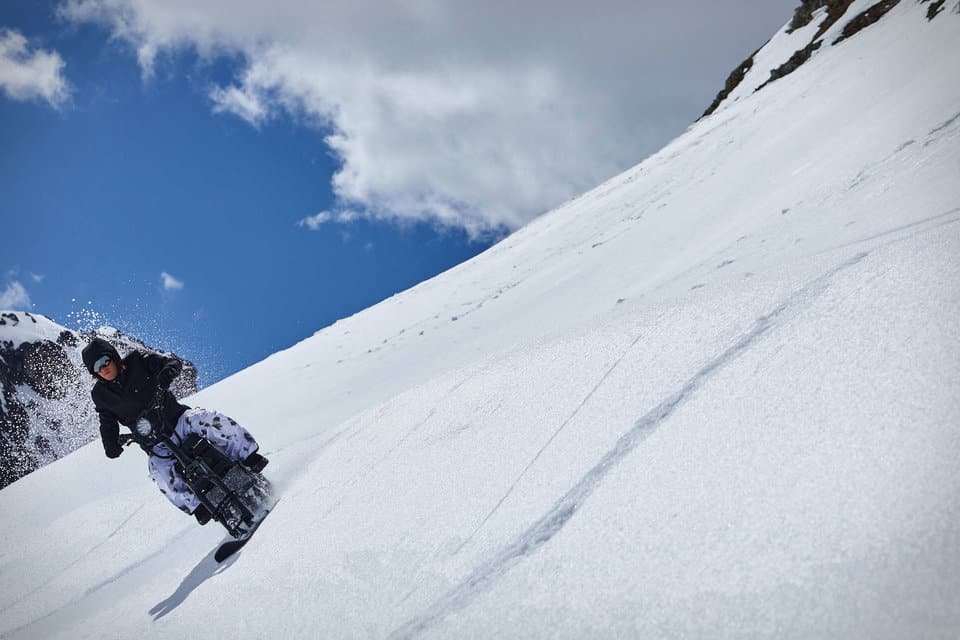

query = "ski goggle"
(93, 355), (111, 373)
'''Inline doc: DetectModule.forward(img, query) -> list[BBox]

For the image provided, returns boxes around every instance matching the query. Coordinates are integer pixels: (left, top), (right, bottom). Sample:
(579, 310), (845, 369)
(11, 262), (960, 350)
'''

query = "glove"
(156, 368), (178, 391)
(154, 358), (182, 391)
(104, 438), (123, 459)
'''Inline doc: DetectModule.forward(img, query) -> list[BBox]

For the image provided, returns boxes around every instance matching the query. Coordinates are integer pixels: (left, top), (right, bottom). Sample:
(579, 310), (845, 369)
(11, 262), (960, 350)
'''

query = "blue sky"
(1, 0), (795, 385)
(1, 1), (493, 384)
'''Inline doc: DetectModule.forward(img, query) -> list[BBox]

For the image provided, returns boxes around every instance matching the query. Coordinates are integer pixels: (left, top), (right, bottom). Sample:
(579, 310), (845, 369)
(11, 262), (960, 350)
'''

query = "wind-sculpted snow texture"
(1, 3), (959, 638)
(388, 250), (874, 639)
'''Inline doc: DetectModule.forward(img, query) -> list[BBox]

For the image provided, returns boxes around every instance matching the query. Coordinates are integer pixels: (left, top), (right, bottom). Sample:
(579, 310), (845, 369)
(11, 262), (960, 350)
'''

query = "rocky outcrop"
(756, 41), (824, 92)
(921, 0), (947, 20)
(0, 311), (198, 488)
(832, 0), (902, 45)
(788, 0), (830, 31)
(703, 0), (950, 119)
(701, 44), (763, 118)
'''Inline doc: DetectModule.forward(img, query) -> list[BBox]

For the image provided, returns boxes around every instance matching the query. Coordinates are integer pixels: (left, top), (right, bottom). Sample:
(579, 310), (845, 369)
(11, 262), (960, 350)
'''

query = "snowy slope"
(0, 312), (67, 347)
(1, 3), (959, 638)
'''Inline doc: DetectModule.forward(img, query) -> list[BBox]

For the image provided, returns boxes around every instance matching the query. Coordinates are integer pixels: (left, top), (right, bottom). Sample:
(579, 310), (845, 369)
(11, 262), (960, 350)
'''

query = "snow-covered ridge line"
(703, 0), (954, 116)
(0, 311), (66, 348)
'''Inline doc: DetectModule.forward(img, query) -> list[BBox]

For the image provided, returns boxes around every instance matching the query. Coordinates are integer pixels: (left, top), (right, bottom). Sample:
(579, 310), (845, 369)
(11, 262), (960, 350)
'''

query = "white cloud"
(211, 84), (268, 125)
(0, 281), (32, 310)
(297, 211), (332, 230)
(0, 29), (70, 107)
(297, 209), (359, 230)
(160, 271), (184, 291)
(29, 273), (45, 283)
(59, 0), (795, 235)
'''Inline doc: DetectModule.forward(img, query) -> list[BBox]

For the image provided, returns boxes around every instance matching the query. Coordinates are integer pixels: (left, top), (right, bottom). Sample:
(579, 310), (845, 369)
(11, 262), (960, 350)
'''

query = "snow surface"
(1, 4), (959, 638)
(0, 312), (67, 349)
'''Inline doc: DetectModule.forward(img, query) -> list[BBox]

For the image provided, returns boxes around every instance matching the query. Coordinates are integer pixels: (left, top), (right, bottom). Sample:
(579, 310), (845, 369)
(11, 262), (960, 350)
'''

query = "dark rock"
(923, 0), (946, 20)
(757, 40), (824, 91)
(700, 44), (763, 119)
(833, 0), (901, 45)
(810, 0), (859, 41)
(57, 331), (78, 347)
(0, 363), (36, 487)
(19, 341), (74, 399)
(787, 0), (829, 32)
(710, 0), (870, 106)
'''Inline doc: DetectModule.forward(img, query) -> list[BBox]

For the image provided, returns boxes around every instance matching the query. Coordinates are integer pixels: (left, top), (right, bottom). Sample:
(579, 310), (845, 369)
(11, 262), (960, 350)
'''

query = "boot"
(193, 504), (212, 525)
(242, 451), (269, 473)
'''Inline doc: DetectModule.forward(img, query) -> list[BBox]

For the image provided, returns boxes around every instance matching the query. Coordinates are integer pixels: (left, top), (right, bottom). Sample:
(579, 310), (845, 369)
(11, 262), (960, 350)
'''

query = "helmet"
(81, 337), (122, 375)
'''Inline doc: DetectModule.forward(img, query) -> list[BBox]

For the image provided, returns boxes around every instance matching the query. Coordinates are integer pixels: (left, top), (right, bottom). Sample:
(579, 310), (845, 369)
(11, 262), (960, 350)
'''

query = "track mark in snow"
(310, 374), (474, 514)
(446, 280), (523, 323)
(82, 526), (194, 598)
(822, 207), (960, 255)
(389, 251), (870, 640)
(3, 525), (193, 638)
(928, 111), (960, 136)
(0, 504), (146, 618)
(454, 330), (648, 554)
(924, 110), (960, 147)
(893, 139), (915, 153)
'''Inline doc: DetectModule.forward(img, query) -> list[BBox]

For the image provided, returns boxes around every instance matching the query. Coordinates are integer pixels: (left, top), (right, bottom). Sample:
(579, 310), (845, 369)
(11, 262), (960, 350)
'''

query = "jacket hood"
(81, 337), (122, 375)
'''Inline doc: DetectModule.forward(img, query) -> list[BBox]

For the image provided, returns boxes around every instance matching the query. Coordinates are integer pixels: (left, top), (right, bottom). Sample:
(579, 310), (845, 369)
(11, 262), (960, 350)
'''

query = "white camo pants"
(147, 408), (260, 514)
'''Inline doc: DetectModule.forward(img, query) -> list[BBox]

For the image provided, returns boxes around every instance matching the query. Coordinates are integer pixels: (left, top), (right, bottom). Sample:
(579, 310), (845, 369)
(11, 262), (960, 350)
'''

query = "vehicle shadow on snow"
(149, 540), (237, 620)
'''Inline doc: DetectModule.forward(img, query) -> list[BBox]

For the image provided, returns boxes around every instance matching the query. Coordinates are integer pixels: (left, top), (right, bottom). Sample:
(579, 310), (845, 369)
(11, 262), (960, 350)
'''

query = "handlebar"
(118, 387), (169, 448)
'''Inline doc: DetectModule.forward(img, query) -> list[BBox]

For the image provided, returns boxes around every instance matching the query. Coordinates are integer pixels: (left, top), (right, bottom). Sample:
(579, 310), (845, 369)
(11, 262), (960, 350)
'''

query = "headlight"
(136, 418), (153, 437)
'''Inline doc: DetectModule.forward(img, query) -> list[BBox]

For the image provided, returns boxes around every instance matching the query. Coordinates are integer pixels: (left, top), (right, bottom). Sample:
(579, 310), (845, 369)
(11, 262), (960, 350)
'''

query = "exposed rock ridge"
(702, 0), (948, 118)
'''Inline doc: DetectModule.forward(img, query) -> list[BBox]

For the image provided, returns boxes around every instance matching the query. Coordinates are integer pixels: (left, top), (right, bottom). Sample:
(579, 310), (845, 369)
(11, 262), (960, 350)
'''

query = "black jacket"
(83, 338), (189, 458)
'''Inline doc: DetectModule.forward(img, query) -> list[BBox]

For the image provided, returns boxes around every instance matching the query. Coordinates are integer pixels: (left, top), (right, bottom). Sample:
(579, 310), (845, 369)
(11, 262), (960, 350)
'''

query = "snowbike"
(120, 406), (275, 559)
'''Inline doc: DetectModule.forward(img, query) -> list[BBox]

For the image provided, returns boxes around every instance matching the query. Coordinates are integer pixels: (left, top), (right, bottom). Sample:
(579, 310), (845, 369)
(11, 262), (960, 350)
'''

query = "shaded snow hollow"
(1, 3), (959, 638)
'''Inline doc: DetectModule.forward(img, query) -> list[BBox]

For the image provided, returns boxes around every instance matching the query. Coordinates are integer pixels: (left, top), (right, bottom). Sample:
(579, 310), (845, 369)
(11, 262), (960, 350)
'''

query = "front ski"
(215, 536), (251, 562)
(214, 503), (274, 563)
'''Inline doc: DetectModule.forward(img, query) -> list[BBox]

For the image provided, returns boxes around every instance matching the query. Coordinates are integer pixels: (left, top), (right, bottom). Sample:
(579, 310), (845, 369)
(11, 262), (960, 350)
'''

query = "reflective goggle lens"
(93, 355), (111, 373)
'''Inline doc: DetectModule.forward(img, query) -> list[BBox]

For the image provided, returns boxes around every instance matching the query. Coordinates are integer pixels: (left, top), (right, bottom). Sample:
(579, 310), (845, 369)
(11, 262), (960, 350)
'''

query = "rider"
(81, 336), (268, 524)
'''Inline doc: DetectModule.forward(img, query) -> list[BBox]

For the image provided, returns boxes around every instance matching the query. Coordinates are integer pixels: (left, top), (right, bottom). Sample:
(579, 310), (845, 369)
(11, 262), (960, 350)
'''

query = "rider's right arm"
(92, 386), (124, 459)
(98, 411), (124, 459)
